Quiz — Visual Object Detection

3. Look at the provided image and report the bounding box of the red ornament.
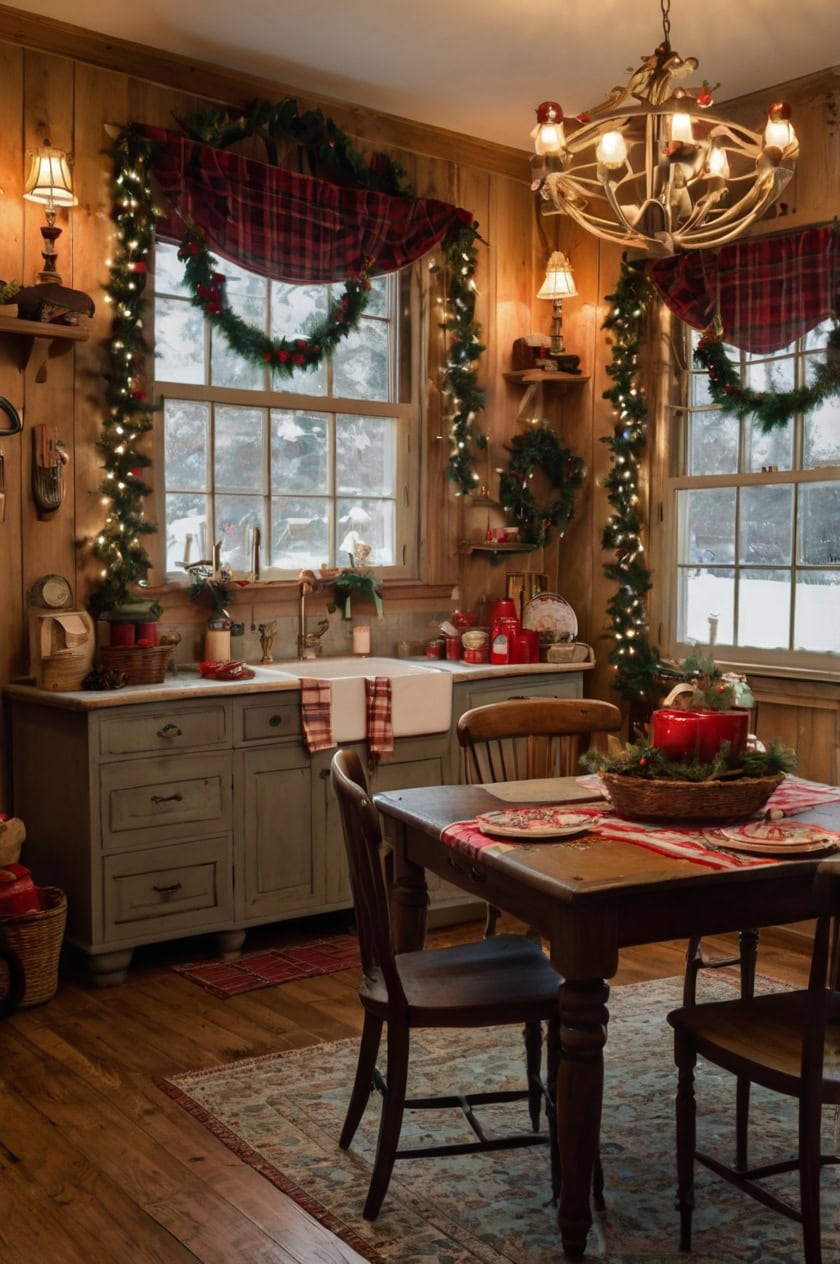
[535,101,563,125]
[292,352,305,365]
[277,350,289,362]
[767,100,792,120]
[127,261,147,274]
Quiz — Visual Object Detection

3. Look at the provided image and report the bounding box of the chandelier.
[530,0,798,256]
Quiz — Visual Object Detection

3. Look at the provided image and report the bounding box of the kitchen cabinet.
[6,665,588,982]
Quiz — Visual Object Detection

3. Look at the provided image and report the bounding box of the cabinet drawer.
[100,752,232,850]
[235,696,302,744]
[98,702,231,757]
[103,835,233,941]
[464,674,582,711]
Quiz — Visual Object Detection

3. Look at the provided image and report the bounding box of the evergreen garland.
[694,324,840,432]
[497,423,584,548]
[600,258,660,700]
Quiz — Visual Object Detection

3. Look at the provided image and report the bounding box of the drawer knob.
[152,882,183,897]
[268,714,284,727]
[150,792,183,804]
[157,723,183,738]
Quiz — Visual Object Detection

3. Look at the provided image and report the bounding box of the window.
[153,242,417,578]
[665,322,840,668]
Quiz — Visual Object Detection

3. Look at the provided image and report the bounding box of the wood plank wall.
[0,5,837,792]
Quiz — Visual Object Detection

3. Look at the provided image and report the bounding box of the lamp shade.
[536,251,577,300]
[23,146,76,208]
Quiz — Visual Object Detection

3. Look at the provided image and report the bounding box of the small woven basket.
[99,644,173,685]
[0,886,67,1007]
[601,771,785,823]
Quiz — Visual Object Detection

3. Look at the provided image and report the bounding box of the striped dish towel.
[765,775,840,815]
[300,678,335,753]
[365,676,393,756]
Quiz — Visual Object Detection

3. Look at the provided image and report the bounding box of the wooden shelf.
[504,369,589,385]
[460,541,538,560]
[0,315,89,342]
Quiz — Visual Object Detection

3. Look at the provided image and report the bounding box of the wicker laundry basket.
[0,886,67,1006]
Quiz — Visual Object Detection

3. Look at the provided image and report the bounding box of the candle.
[183,532,192,566]
[352,625,371,656]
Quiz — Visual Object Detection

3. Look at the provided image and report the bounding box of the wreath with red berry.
[694,323,840,432]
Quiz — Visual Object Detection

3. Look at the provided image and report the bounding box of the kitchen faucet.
[298,570,330,659]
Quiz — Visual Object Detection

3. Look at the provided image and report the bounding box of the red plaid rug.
[172,934,360,999]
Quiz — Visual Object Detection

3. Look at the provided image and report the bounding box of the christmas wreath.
[694,323,840,432]
[497,424,584,549]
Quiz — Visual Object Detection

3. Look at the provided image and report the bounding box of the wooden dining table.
[373,776,840,1258]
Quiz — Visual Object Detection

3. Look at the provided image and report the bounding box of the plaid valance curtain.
[648,225,840,354]
[138,124,472,284]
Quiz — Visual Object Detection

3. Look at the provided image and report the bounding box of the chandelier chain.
[660,0,671,49]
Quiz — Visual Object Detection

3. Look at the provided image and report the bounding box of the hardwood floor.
[0,912,810,1264]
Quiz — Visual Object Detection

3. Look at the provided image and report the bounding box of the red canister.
[650,708,750,763]
[109,621,135,646]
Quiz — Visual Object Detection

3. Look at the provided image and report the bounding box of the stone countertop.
[3,657,593,711]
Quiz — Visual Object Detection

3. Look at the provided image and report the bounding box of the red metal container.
[650,708,750,764]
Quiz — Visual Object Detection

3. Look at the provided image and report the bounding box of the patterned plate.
[715,820,840,855]
[476,808,592,840]
[522,593,578,643]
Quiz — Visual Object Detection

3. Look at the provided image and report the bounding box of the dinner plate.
[522,592,578,643]
[476,808,592,840]
[713,820,840,856]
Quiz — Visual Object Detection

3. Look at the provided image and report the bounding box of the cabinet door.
[237,746,324,921]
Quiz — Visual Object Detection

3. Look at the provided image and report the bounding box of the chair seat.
[668,990,840,1100]
[359,933,560,1025]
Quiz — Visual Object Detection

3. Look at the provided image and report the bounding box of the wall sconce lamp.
[23,142,77,285]
[536,250,577,356]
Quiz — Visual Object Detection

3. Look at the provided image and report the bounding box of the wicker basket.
[0,886,67,1007]
[600,771,785,823]
[99,644,173,685]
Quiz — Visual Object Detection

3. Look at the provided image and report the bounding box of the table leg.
[555,976,610,1258]
[386,830,429,954]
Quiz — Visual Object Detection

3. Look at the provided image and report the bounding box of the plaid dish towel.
[365,676,394,756]
[300,678,335,753]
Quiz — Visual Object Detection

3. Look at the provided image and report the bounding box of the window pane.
[337,498,395,566]
[210,262,267,390]
[739,484,792,565]
[333,318,389,401]
[336,415,396,495]
[744,418,792,472]
[216,495,263,573]
[738,570,791,650]
[687,411,738,475]
[165,493,207,574]
[804,319,834,351]
[744,355,795,392]
[798,482,840,565]
[210,327,264,391]
[804,398,840,469]
[271,411,328,494]
[676,567,734,645]
[155,241,191,296]
[795,571,840,652]
[155,298,205,384]
[364,274,388,319]
[270,281,328,396]
[689,372,713,407]
[272,497,330,567]
[215,407,264,493]
[678,487,735,565]
[164,400,209,490]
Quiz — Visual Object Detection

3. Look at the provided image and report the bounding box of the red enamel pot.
[650,707,749,764]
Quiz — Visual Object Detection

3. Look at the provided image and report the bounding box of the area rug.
[171,933,360,998]
[160,975,840,1263]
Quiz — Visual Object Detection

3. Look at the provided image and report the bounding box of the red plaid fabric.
[138,124,472,284]
[649,225,840,354]
[300,678,334,753]
[365,676,393,756]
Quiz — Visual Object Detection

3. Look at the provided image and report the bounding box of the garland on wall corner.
[432,222,488,495]
[694,322,840,432]
[96,101,487,610]
[601,257,660,701]
[497,423,584,549]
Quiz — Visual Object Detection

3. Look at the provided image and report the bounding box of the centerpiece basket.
[99,643,173,685]
[600,771,785,823]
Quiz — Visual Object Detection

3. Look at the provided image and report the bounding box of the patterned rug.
[171,934,360,998]
[160,975,839,1263]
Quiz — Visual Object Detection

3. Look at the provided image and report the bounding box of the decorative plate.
[476,808,592,840]
[715,820,840,855]
[30,573,73,609]
[522,593,578,643]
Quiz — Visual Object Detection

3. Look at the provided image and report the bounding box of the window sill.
[139,576,454,617]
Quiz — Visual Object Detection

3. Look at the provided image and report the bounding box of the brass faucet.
[298,570,330,659]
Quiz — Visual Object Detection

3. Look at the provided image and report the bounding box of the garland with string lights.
[497,424,584,548]
[600,258,660,700]
[93,103,486,612]
[694,323,840,432]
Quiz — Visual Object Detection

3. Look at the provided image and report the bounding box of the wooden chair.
[331,747,563,1221]
[667,861,840,1264]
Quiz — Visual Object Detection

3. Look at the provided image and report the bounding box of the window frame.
[657,320,840,678]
